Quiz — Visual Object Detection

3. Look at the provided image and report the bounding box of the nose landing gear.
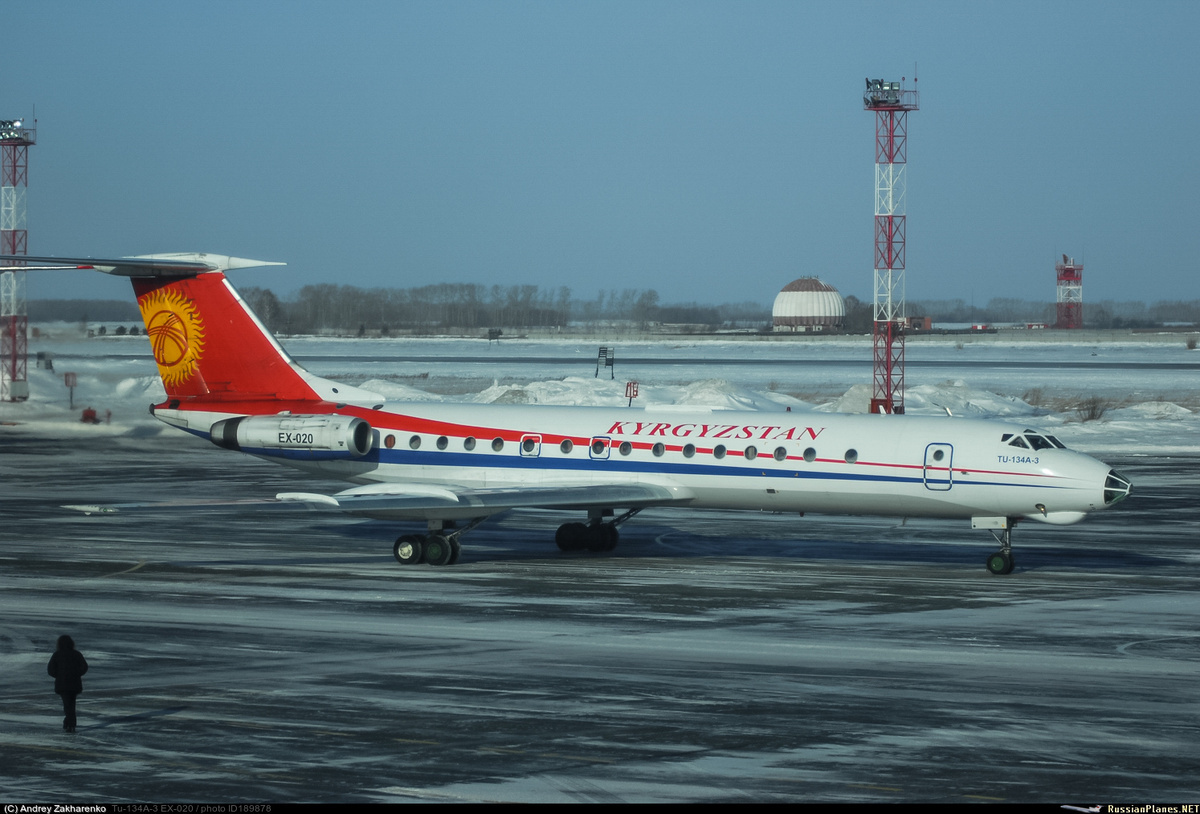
[985,525,1015,575]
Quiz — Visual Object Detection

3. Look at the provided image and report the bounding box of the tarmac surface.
[1,429,1197,803]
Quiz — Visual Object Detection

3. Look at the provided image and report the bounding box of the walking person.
[47,635,88,733]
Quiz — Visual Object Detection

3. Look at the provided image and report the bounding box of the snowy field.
[8,325,1200,459]
[3,327,1200,802]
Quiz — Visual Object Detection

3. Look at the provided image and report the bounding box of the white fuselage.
[167,401,1116,525]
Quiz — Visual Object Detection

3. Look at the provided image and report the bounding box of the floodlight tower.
[1,117,35,401]
[863,78,918,414]
[1055,254,1083,329]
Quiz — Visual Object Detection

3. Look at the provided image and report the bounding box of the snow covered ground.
[4,327,1199,802]
[7,325,1198,458]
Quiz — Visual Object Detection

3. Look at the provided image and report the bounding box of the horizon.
[5,1,1198,306]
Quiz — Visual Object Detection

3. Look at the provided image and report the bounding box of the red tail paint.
[133,272,317,402]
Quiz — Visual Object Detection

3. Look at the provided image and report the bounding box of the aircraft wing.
[66,481,693,521]
[281,481,693,520]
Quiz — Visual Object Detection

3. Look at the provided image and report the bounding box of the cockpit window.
[1006,430,1065,450]
[1026,435,1055,451]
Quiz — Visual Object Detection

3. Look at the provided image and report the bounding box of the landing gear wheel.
[424,534,455,567]
[394,535,425,566]
[602,524,619,551]
[556,522,588,552]
[586,524,619,552]
[447,536,462,565]
[986,550,1014,575]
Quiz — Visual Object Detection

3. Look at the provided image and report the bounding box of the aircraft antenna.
[863,76,918,414]
[0,115,35,401]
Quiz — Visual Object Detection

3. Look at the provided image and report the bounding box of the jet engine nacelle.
[210,414,372,458]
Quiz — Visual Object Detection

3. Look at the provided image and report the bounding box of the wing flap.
[321,481,692,519]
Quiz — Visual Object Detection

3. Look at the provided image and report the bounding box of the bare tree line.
[28,291,1200,335]
[237,284,768,335]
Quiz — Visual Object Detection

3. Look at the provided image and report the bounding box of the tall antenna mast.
[863,77,918,414]
[1054,254,1083,329]
[1,116,36,401]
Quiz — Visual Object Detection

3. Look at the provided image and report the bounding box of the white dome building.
[772,277,844,332]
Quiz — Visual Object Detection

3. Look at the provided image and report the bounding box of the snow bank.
[5,333,1197,457]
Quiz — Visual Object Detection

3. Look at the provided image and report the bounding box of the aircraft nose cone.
[1103,469,1132,506]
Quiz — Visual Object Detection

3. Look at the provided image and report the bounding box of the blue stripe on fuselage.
[240,444,1067,490]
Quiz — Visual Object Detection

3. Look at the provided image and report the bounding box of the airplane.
[3,253,1133,575]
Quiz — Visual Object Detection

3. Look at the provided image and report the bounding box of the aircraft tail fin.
[3,253,382,408]
[133,270,317,402]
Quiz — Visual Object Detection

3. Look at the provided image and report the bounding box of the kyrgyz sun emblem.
[139,287,205,386]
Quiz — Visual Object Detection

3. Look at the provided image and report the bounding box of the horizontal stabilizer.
[0,253,284,277]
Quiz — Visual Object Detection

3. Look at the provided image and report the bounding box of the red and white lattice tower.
[863,78,918,414]
[1,117,35,401]
[1054,254,1083,329]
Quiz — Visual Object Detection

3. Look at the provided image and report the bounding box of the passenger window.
[803,447,816,462]
[385,434,396,449]
[436,436,449,450]
[591,439,607,455]
[522,438,537,453]
[409,435,421,450]
[683,443,696,458]
[559,439,573,453]
[652,443,665,457]
[492,437,504,452]
[464,436,476,450]
[619,441,632,456]
[773,447,787,461]
[844,449,858,463]
[713,444,727,459]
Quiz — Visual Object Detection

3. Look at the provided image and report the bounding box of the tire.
[556,522,587,552]
[585,525,610,553]
[600,524,619,552]
[986,551,1014,575]
[424,534,455,566]
[394,535,424,566]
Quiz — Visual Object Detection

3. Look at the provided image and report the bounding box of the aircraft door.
[589,436,611,460]
[520,433,542,457]
[923,443,953,491]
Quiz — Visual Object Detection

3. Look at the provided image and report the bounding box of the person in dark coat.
[47,635,88,733]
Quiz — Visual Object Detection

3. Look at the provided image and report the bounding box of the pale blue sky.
[5,1,1197,305]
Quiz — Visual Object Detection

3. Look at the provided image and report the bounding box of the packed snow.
[4,324,1198,456]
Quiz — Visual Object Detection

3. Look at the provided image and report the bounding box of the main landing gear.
[393,517,487,567]
[392,508,644,566]
[555,508,643,553]
[985,525,1016,575]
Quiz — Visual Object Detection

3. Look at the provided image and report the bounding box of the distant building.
[772,278,844,332]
